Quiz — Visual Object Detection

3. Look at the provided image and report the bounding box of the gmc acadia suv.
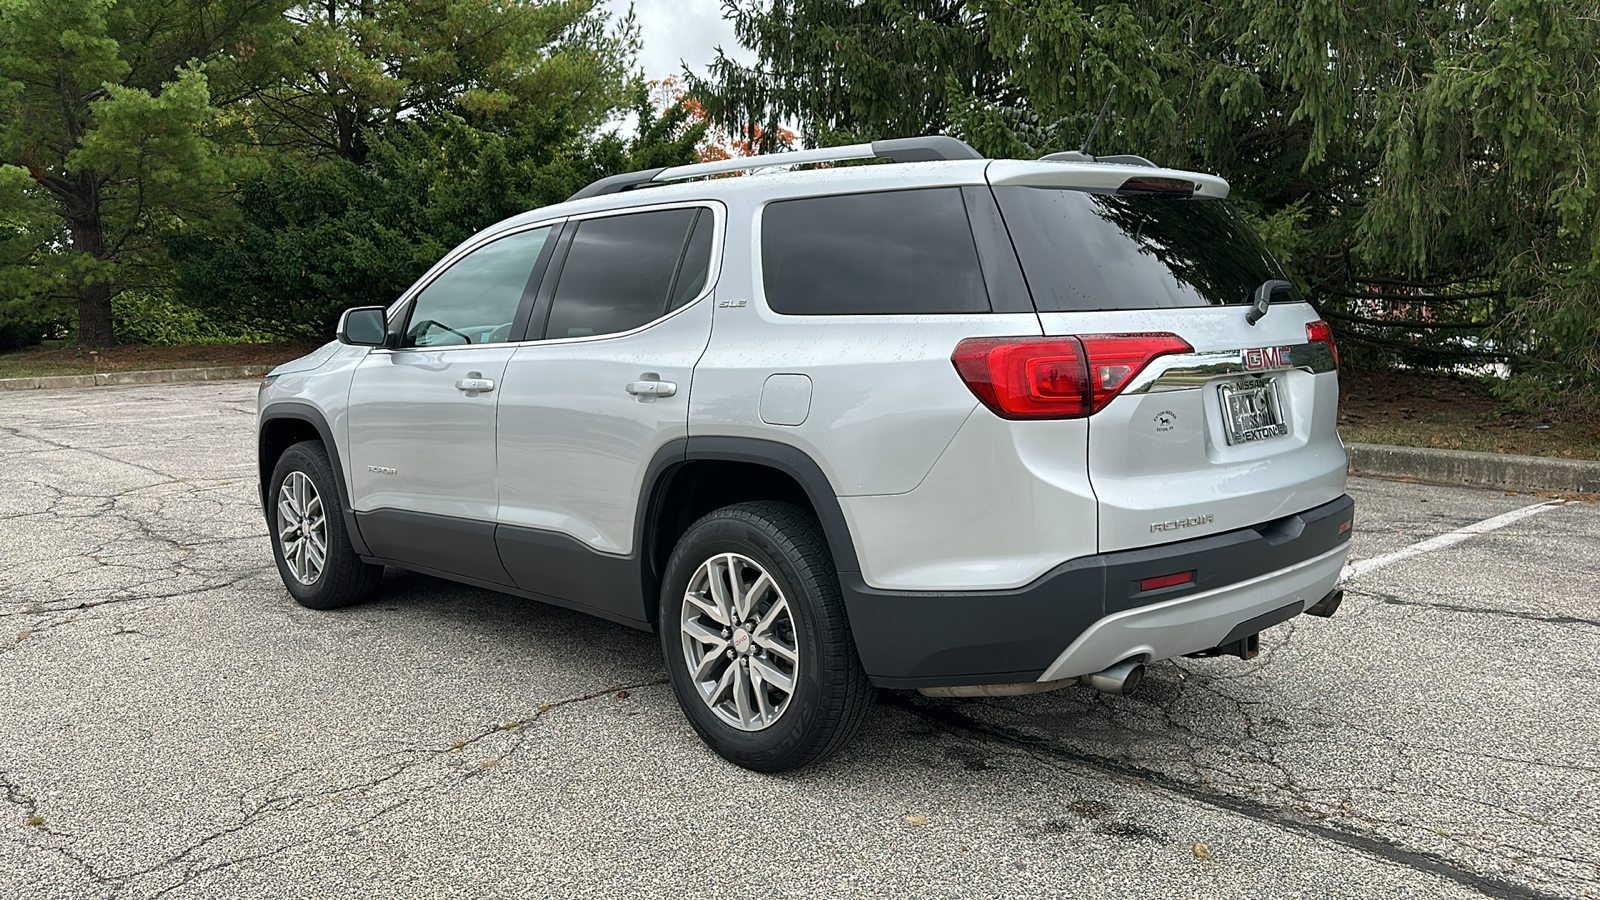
[257,136,1353,772]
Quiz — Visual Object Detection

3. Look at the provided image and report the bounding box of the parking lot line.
[1341,498,1565,581]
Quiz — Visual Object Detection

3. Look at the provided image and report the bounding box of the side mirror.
[337,306,389,346]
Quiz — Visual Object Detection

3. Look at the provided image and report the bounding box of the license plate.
[1218,377,1288,445]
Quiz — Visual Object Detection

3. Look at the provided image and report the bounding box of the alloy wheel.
[679,552,800,731]
[277,471,328,585]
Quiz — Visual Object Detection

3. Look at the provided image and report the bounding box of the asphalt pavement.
[2,381,1596,899]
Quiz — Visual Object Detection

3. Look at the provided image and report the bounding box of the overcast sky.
[604,0,758,82]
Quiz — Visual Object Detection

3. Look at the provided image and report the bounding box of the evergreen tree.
[0,0,285,346]
[246,0,638,162]
[169,98,707,338]
[695,0,1600,407]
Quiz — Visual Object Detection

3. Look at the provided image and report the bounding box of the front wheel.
[268,442,382,610]
[659,501,874,772]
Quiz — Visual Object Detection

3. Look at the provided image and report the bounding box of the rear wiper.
[1246,279,1294,326]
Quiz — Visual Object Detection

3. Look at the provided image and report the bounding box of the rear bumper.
[843,494,1354,689]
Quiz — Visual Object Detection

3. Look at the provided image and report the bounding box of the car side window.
[761,188,990,315]
[402,226,552,348]
[543,208,699,340]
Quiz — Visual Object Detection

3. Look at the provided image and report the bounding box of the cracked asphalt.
[2,380,1597,899]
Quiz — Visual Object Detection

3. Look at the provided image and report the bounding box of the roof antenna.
[1080,85,1117,156]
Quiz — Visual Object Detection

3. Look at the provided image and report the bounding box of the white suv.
[257,136,1352,771]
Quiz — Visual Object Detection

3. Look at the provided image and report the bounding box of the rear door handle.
[625,374,677,399]
[455,371,495,394]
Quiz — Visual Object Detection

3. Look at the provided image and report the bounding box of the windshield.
[991,186,1294,312]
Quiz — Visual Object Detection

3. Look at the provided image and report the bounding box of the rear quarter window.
[543,208,699,339]
[761,188,990,315]
[991,186,1291,312]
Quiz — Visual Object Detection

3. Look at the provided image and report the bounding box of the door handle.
[625,373,677,399]
[455,371,495,394]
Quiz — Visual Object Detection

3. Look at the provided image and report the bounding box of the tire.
[659,501,874,772]
[267,441,383,610]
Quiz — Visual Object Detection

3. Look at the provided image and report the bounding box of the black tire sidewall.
[659,506,840,770]
[268,442,366,610]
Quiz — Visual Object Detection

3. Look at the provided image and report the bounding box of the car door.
[347,222,559,584]
[494,202,719,621]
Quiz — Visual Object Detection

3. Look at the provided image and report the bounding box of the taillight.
[952,333,1192,420]
[1080,333,1194,410]
[1306,319,1339,370]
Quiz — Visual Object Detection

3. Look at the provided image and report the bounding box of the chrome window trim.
[750,186,993,318]
[383,218,565,322]
[374,200,725,354]
[1123,341,1336,394]
[524,199,726,347]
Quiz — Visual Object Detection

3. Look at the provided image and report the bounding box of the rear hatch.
[987,162,1346,552]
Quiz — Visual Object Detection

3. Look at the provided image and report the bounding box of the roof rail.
[566,135,984,201]
[1039,151,1157,167]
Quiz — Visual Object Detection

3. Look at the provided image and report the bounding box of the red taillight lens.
[1079,333,1194,410]
[1306,319,1339,370]
[952,337,1090,419]
[952,333,1192,420]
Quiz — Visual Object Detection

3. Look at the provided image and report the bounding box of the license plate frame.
[1218,377,1289,446]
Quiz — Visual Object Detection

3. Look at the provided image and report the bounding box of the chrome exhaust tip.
[1086,659,1145,696]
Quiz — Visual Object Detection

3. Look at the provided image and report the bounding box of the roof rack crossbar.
[566,135,983,201]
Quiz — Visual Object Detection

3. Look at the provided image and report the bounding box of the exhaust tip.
[1086,659,1145,696]
[1305,589,1344,618]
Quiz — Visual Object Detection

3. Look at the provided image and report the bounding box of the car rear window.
[761,188,990,315]
[991,186,1292,312]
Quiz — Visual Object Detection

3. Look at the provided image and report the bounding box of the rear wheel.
[660,501,874,772]
[268,442,382,610]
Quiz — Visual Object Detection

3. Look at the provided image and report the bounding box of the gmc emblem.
[1243,346,1291,370]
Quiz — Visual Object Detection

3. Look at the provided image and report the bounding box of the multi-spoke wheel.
[660,501,874,772]
[679,552,800,731]
[277,471,327,585]
[268,442,382,610]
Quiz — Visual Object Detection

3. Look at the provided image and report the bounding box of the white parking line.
[1341,499,1565,581]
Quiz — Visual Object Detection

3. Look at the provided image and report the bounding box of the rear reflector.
[1140,571,1195,592]
[953,333,1192,420]
[1306,319,1339,370]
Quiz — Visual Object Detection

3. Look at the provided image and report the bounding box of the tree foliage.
[695,0,1600,408]
[0,0,650,346]
[0,0,285,346]
[170,98,706,338]
[245,0,637,161]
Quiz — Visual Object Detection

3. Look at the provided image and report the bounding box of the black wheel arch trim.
[259,401,372,557]
[677,436,861,575]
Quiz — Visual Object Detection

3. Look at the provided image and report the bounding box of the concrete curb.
[0,364,271,391]
[1347,442,1600,494]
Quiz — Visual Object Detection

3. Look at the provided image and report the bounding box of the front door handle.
[455,371,495,394]
[625,373,677,400]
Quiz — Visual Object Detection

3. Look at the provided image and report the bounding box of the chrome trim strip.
[1123,341,1335,394]
[378,200,727,351]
